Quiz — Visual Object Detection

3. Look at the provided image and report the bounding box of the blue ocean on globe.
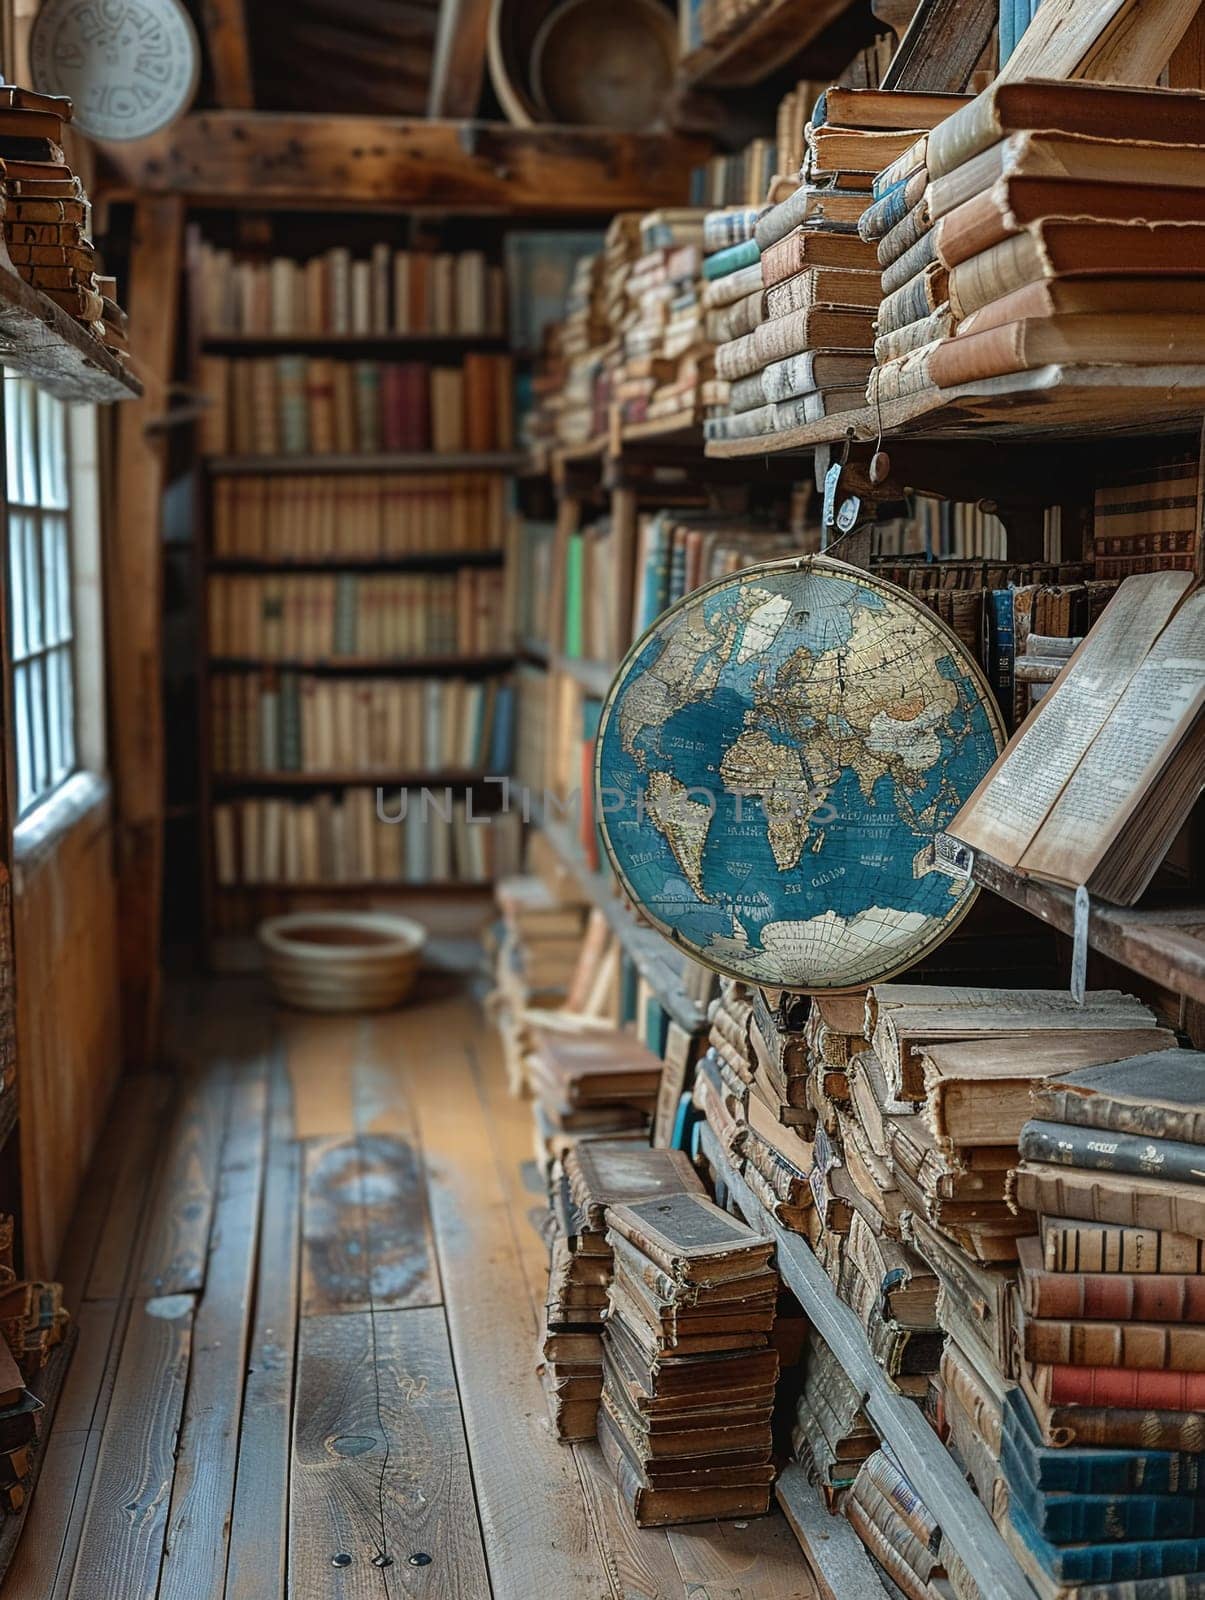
[595,557,1005,990]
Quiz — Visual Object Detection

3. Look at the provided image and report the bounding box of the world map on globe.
[595,556,1006,991]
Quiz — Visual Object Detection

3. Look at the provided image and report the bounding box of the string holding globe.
[594,556,1006,993]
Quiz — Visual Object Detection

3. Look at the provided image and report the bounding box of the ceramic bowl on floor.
[258,911,427,1012]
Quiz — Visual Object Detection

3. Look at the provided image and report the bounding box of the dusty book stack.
[599,1192,780,1525]
[1003,1049,1205,1594]
[844,1448,952,1596]
[0,87,122,340]
[863,80,1205,404]
[612,209,713,426]
[527,1023,663,1172]
[789,1329,879,1504]
[537,1143,703,1442]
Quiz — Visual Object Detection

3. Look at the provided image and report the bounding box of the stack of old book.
[790,1329,879,1505]
[862,79,1205,404]
[845,1448,950,1595]
[489,873,590,1092]
[705,87,969,441]
[527,1023,664,1173]
[1005,1048,1205,1592]
[0,87,115,338]
[599,1192,780,1525]
[537,1141,703,1442]
[619,210,712,426]
[699,208,764,432]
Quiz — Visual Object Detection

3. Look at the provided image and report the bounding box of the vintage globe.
[595,555,1007,991]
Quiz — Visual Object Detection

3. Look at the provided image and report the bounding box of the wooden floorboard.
[83,1077,173,1303]
[158,1056,269,1600]
[300,1133,439,1317]
[400,994,619,1600]
[224,1055,301,1600]
[135,1061,231,1298]
[288,1306,490,1600]
[63,1294,195,1600]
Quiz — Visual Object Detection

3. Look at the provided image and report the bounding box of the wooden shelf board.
[553,654,616,698]
[551,437,608,470]
[697,1124,1036,1600]
[206,451,526,476]
[964,847,1205,1005]
[677,0,862,89]
[0,1328,78,1587]
[704,365,1205,459]
[206,550,504,573]
[0,266,140,404]
[212,770,498,790]
[538,815,709,1035]
[209,653,515,674]
[200,331,510,353]
[619,412,703,449]
[215,879,495,893]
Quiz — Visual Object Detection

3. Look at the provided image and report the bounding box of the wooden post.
[108,196,184,1071]
[201,0,255,108]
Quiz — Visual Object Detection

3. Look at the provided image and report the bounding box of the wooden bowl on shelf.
[258,911,426,1012]
[489,0,676,130]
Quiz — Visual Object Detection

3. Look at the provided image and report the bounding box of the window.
[5,377,75,817]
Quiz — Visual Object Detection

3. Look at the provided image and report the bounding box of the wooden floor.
[4,945,814,1600]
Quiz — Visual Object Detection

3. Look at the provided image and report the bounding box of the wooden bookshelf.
[206,550,505,573]
[697,1125,1036,1600]
[207,451,527,476]
[0,267,141,405]
[677,0,864,90]
[209,652,515,673]
[215,878,495,893]
[962,847,1205,1007]
[211,770,499,790]
[704,365,1205,459]
[200,331,511,354]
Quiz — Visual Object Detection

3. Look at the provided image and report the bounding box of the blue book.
[619,953,639,1026]
[702,238,760,280]
[987,588,1015,713]
[1002,1436,1205,1545]
[1003,1390,1205,1498]
[487,683,513,772]
[672,1092,698,1153]
[644,995,668,1057]
[1009,1497,1205,1583]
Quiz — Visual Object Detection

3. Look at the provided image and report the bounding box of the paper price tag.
[933,832,973,880]
[1071,885,1090,1005]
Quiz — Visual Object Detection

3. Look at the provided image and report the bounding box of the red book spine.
[380,363,406,452]
[1046,1364,1205,1411]
[1029,1270,1205,1323]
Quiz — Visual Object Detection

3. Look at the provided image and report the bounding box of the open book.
[949,572,1204,903]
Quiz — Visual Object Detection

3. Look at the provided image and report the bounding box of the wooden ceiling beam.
[427,0,492,117]
[93,113,710,211]
[201,0,255,108]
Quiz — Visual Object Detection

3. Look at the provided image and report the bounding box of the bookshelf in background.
[188,226,528,966]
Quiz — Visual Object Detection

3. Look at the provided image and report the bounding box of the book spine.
[877,195,933,272]
[715,329,762,381]
[927,90,1003,182]
[876,265,948,337]
[1033,1087,1205,1149]
[859,174,921,243]
[872,135,928,202]
[1024,1264,1205,1323]
[1016,1166,1205,1244]
[1043,1364,1205,1412]
[1009,1495,1205,1585]
[1021,1120,1205,1189]
[862,1450,942,1555]
[880,226,937,298]
[1001,1439,1204,1544]
[1025,1317,1205,1372]
[947,232,1042,321]
[927,322,1028,388]
[845,1498,939,1600]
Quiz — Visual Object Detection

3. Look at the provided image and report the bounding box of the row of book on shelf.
[206,570,508,662]
[213,790,522,889]
[210,473,509,561]
[197,354,515,458]
[192,239,507,339]
[209,674,514,778]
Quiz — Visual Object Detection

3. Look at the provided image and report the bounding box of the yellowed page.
[1021,587,1205,888]
[949,571,1194,866]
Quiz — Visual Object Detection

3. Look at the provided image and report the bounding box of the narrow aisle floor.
[4,953,813,1599]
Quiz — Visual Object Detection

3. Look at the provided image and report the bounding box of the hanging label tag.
[933,832,973,880]
[1071,885,1090,1005]
[821,461,842,550]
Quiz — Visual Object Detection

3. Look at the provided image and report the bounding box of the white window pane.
[13,665,32,815]
[4,372,20,500]
[22,515,42,652]
[37,391,68,509]
[8,515,25,661]
[53,517,72,644]
[28,656,48,800]
[46,647,64,782]
[43,514,70,646]
[15,381,38,506]
[58,648,75,777]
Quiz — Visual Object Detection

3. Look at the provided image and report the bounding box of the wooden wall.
[14,780,121,1279]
